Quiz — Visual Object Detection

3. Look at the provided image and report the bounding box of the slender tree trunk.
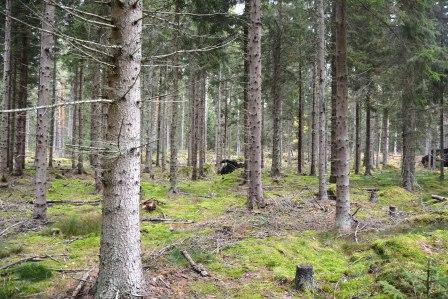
[13,28,29,176]
[49,55,57,168]
[0,0,12,182]
[439,83,444,180]
[354,99,361,174]
[8,59,17,173]
[169,6,181,194]
[381,108,389,166]
[191,71,199,180]
[247,0,265,210]
[198,73,206,177]
[334,0,351,232]
[33,0,55,220]
[77,63,85,175]
[91,62,103,193]
[96,0,144,296]
[242,0,250,182]
[329,4,337,183]
[270,0,283,177]
[71,71,78,170]
[297,67,304,175]
[310,62,318,176]
[215,67,223,170]
[316,0,328,200]
[156,70,163,167]
[364,90,372,175]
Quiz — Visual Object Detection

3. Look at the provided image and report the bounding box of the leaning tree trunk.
[247,0,265,210]
[364,89,372,176]
[96,0,144,296]
[354,98,361,174]
[270,2,283,177]
[13,27,29,176]
[334,0,351,232]
[297,66,304,175]
[316,0,328,200]
[169,6,181,195]
[381,108,389,166]
[34,0,55,220]
[0,0,12,182]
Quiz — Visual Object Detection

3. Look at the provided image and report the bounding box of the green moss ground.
[1,162,447,298]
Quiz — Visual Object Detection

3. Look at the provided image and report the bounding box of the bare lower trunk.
[247,0,265,210]
[91,62,103,193]
[13,28,29,176]
[49,56,57,168]
[316,0,328,200]
[71,68,79,170]
[297,67,304,175]
[198,73,206,178]
[191,71,199,180]
[439,85,444,180]
[364,90,372,176]
[76,63,85,175]
[169,8,181,194]
[329,5,337,183]
[156,70,163,167]
[270,2,283,177]
[215,68,223,171]
[334,0,351,232]
[0,0,12,181]
[354,99,361,174]
[96,1,144,296]
[310,63,318,176]
[401,92,416,191]
[8,60,17,173]
[34,0,55,220]
[381,108,389,166]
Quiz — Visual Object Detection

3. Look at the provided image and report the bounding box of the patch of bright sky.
[234,3,245,15]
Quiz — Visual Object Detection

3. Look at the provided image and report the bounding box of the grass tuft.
[55,212,101,237]
[0,244,23,259]
[15,263,52,282]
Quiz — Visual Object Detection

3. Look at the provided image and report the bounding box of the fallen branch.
[27,200,101,206]
[0,220,26,237]
[71,267,94,298]
[141,217,194,224]
[431,195,447,202]
[180,250,209,277]
[0,254,64,271]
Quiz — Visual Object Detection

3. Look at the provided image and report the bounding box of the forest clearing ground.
[1,157,448,298]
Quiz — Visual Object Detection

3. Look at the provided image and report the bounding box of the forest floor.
[1,156,448,298]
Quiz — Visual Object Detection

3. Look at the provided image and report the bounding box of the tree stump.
[364,188,379,203]
[389,206,397,218]
[294,265,314,291]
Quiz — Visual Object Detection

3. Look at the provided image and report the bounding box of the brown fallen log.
[180,250,209,277]
[431,195,447,202]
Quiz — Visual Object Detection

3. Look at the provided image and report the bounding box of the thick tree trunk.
[401,91,416,191]
[96,0,144,296]
[76,63,85,175]
[334,0,351,232]
[33,0,55,220]
[247,0,265,210]
[364,90,372,175]
[381,108,389,166]
[169,7,181,194]
[310,63,318,176]
[0,0,12,182]
[270,0,283,177]
[297,67,304,175]
[316,0,328,200]
[13,28,29,176]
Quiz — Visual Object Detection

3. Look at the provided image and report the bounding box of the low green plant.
[15,263,52,282]
[55,212,101,236]
[0,244,23,259]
